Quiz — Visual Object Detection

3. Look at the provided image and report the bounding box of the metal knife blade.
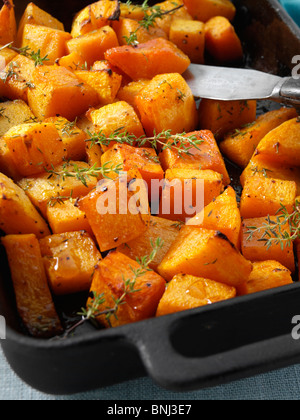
[183,64,300,106]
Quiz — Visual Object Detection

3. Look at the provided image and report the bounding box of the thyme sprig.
[0,42,49,67]
[62,238,164,337]
[246,200,300,250]
[124,0,184,45]
[45,161,123,187]
[87,128,203,159]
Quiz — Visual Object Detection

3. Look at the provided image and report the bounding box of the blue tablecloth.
[1,345,300,400]
[280,0,300,26]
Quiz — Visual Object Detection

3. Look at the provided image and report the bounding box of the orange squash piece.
[0,0,17,45]
[150,0,193,36]
[237,260,293,296]
[20,24,72,65]
[136,73,198,137]
[205,16,243,63]
[169,19,205,64]
[0,172,50,238]
[27,65,99,121]
[120,2,145,20]
[241,217,295,273]
[198,99,257,140]
[67,26,119,68]
[71,0,120,38]
[88,101,145,148]
[220,107,298,168]
[112,18,167,45]
[240,154,300,196]
[254,118,300,167]
[46,199,94,237]
[159,130,231,185]
[240,176,297,219]
[56,52,86,71]
[296,241,300,282]
[101,143,164,203]
[17,2,64,46]
[2,122,66,177]
[159,168,224,223]
[2,234,63,337]
[158,226,252,285]
[0,45,17,68]
[40,231,102,296]
[116,79,150,117]
[156,273,236,316]
[0,54,36,102]
[74,65,122,105]
[105,38,191,80]
[117,216,181,272]
[17,161,98,218]
[87,251,166,328]
[187,186,241,248]
[44,116,87,161]
[183,0,236,22]
[78,169,151,252]
[0,99,35,137]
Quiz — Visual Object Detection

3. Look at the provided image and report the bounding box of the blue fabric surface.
[1,346,300,400]
[280,0,300,26]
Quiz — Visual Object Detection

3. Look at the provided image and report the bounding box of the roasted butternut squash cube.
[88,101,145,147]
[2,234,63,337]
[3,122,66,177]
[241,217,295,273]
[150,0,193,37]
[46,199,93,236]
[17,161,98,218]
[254,118,300,167]
[40,231,102,295]
[0,0,17,45]
[0,45,17,68]
[156,273,236,316]
[0,172,50,237]
[240,176,297,219]
[17,2,64,46]
[67,26,119,68]
[27,65,99,121]
[112,18,167,46]
[117,216,181,272]
[0,138,20,180]
[120,2,145,20]
[85,141,103,169]
[116,79,150,117]
[74,66,122,105]
[159,168,224,223]
[0,99,36,136]
[87,251,166,328]
[136,73,198,137]
[205,16,243,63]
[169,19,205,64]
[159,130,231,185]
[158,226,252,285]
[0,54,36,102]
[105,38,191,80]
[220,107,298,168]
[183,0,236,22]
[56,52,86,71]
[71,0,120,38]
[237,261,293,296]
[101,143,164,203]
[71,4,98,38]
[78,170,151,252]
[198,99,257,140]
[44,116,87,161]
[187,186,241,248]
[20,24,72,65]
[240,154,300,196]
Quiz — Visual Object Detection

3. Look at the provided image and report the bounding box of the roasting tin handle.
[128,288,300,391]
